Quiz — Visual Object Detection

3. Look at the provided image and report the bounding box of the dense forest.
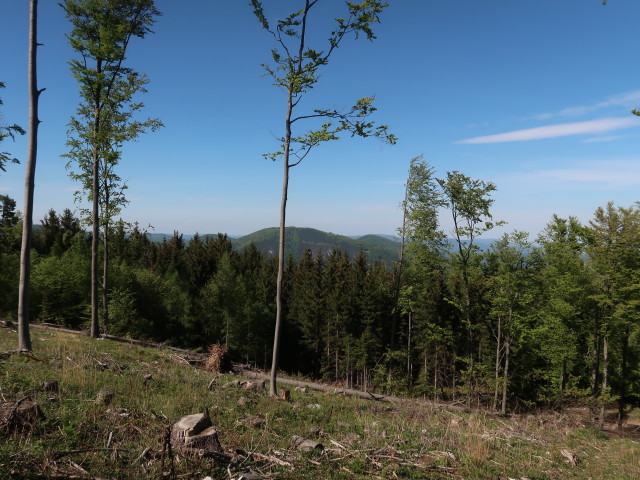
[1,167,639,419]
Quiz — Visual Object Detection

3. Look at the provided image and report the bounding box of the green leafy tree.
[585,202,640,427]
[252,0,396,396]
[397,155,448,392]
[485,231,537,413]
[62,0,162,338]
[438,171,503,401]
[535,215,593,400]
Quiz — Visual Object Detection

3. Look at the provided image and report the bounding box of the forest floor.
[0,326,639,480]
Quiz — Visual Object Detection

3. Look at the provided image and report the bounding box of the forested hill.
[147,228,498,262]
[231,227,401,263]
[148,227,401,263]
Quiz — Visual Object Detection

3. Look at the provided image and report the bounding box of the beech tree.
[585,202,640,427]
[252,0,396,395]
[486,231,536,413]
[397,155,447,391]
[62,0,162,338]
[438,171,503,401]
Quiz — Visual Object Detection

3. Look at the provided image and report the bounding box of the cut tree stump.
[292,435,323,452]
[279,388,291,401]
[242,380,265,391]
[171,408,223,455]
[560,448,578,466]
[96,390,114,405]
[0,397,45,431]
[42,380,59,393]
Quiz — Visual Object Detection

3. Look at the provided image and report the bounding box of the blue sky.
[1,0,640,238]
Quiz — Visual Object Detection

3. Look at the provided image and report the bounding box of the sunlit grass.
[1,327,639,479]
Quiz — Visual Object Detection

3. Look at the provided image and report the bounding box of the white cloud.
[505,160,640,190]
[456,117,640,144]
[533,90,640,120]
[582,134,637,143]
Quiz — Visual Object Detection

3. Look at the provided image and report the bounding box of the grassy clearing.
[1,328,639,480]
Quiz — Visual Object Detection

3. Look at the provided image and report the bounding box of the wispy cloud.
[533,90,640,120]
[582,134,638,143]
[456,117,640,144]
[504,160,640,190]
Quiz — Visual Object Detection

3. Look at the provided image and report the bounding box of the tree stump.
[96,390,114,405]
[0,398,44,432]
[279,388,291,401]
[171,408,223,454]
[292,435,324,452]
[41,380,59,394]
[243,380,265,391]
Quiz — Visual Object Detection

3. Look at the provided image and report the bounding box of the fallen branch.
[239,368,468,412]
[54,448,130,460]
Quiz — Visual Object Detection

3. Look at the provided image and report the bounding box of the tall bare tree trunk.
[269,90,293,396]
[18,0,42,352]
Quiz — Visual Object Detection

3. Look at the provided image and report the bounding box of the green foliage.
[252,0,395,165]
[0,81,25,173]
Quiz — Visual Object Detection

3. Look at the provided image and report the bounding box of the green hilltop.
[230,227,401,263]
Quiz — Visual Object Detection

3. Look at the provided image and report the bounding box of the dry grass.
[202,343,232,373]
[1,326,639,480]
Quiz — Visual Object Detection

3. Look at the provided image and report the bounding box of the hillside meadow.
[1,327,638,480]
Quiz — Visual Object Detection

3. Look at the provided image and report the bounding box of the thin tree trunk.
[18,0,41,352]
[591,314,601,396]
[501,333,510,415]
[598,332,609,429]
[407,310,412,386]
[465,285,473,406]
[269,0,312,397]
[102,220,109,332]
[560,358,567,394]
[90,58,102,339]
[269,91,292,396]
[493,315,502,411]
[618,326,629,427]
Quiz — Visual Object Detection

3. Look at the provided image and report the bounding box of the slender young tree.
[252,0,396,395]
[62,0,161,338]
[396,155,447,387]
[17,0,44,352]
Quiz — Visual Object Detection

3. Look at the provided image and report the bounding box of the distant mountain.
[232,227,401,263]
[146,227,498,262]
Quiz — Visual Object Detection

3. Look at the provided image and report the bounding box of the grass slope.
[1,328,639,480]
